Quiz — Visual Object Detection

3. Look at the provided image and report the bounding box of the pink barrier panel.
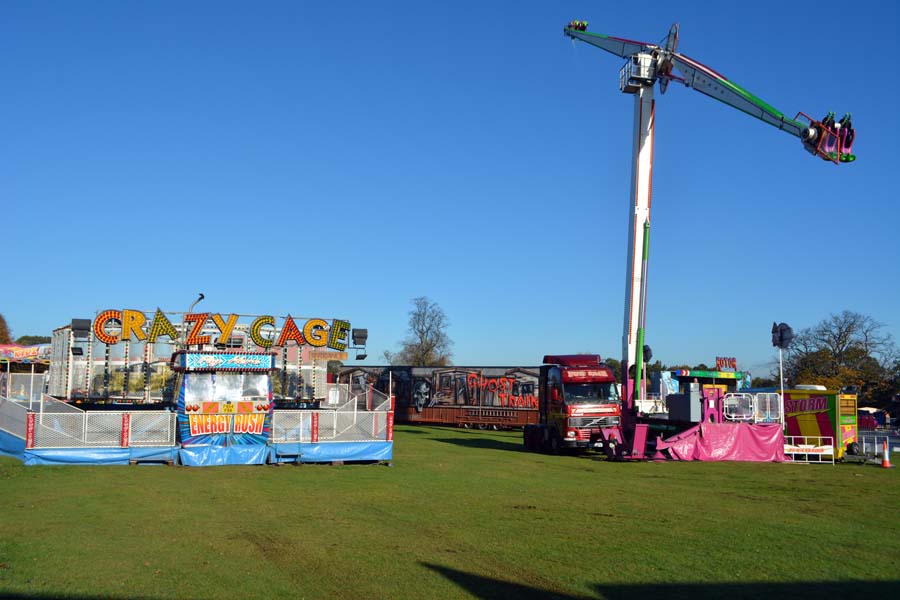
[659,422,785,462]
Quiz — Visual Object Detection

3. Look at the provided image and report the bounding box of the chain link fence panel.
[271,411,310,443]
[32,411,176,448]
[0,397,28,438]
[129,412,176,447]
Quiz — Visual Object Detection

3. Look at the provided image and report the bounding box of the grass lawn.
[1,425,899,599]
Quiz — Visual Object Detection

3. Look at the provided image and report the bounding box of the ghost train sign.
[90,308,353,350]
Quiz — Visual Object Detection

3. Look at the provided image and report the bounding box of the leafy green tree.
[0,314,11,344]
[604,357,621,375]
[751,376,777,388]
[783,310,898,405]
[15,335,50,346]
[647,359,667,374]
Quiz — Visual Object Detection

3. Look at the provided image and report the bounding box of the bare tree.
[388,297,453,366]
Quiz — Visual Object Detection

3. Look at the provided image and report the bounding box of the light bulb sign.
[89,309,353,351]
[80,307,355,449]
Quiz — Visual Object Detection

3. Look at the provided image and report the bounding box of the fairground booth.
[653,357,859,463]
[1,343,51,405]
[0,306,393,466]
[664,359,751,423]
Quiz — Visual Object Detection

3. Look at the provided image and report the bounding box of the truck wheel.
[523,425,535,451]
[847,442,860,456]
[549,430,561,454]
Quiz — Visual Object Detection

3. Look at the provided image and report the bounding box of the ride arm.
[669,53,804,138]
[564,27,656,59]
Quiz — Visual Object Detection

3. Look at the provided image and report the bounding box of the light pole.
[180,293,205,348]
[772,322,795,424]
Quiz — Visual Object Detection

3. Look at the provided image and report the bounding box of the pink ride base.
[655,422,785,462]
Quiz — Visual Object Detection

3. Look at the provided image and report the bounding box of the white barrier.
[784,435,834,464]
[722,393,783,424]
[0,396,29,439]
[271,410,392,444]
[30,411,176,449]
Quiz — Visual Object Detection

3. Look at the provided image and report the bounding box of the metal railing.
[859,432,898,456]
[722,393,783,424]
[35,394,84,414]
[130,412,178,446]
[723,393,755,421]
[2,373,49,402]
[0,395,29,439]
[270,409,392,444]
[270,385,393,444]
[270,410,311,443]
[31,411,176,449]
[8,383,388,450]
[753,393,783,423]
[784,435,835,464]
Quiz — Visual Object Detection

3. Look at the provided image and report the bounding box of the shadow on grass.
[0,594,163,600]
[410,425,501,435]
[430,436,525,452]
[423,562,588,599]
[423,562,900,600]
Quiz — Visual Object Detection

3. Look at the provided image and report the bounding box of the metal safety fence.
[859,432,898,456]
[723,393,783,424]
[1,373,49,403]
[784,435,835,464]
[320,409,391,442]
[36,394,84,414]
[0,395,29,439]
[29,411,176,449]
[270,409,392,443]
[270,410,310,443]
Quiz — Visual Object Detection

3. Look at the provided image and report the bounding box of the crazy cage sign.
[90,308,352,351]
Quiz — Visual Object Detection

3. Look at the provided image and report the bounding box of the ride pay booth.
[665,368,746,423]
[173,351,276,466]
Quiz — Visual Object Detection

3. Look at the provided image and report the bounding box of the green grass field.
[1,425,899,599]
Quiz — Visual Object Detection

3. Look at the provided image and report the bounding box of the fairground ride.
[564,21,855,452]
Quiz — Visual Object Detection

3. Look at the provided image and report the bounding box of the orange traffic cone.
[882,440,894,469]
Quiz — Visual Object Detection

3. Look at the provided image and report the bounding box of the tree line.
[383,302,899,408]
[6,303,898,408]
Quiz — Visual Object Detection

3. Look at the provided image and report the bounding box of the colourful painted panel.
[783,390,847,456]
[173,352,275,372]
[673,369,745,380]
[177,369,273,447]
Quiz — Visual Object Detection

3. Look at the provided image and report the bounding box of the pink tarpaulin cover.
[658,422,784,462]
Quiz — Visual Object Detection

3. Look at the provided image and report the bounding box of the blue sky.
[3,1,898,378]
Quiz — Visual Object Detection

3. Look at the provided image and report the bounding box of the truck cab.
[526,355,621,453]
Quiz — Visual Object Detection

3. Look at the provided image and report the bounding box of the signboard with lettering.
[561,368,616,383]
[175,352,274,446]
[715,356,737,370]
[173,351,276,372]
[0,344,51,363]
[90,309,352,351]
[783,389,856,459]
[673,369,744,380]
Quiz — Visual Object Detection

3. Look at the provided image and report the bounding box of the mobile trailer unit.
[337,366,540,429]
[783,389,858,459]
